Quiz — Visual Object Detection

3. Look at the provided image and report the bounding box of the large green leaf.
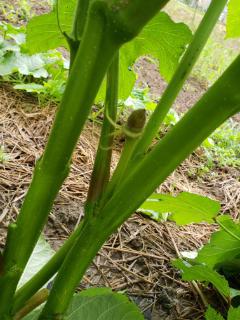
[26,12,67,54]
[0,52,50,77]
[205,306,224,320]
[133,12,192,82]
[173,259,230,298]
[139,192,220,225]
[26,0,76,54]
[226,0,240,39]
[0,53,17,75]
[96,12,192,101]
[195,216,240,269]
[18,235,55,288]
[57,0,76,34]
[24,288,144,319]
[27,8,191,99]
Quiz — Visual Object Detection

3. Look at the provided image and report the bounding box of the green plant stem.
[0,3,118,317]
[72,0,91,41]
[104,109,146,200]
[40,54,240,319]
[106,0,169,43]
[70,0,91,66]
[38,219,110,319]
[107,137,136,194]
[56,0,79,67]
[85,52,119,218]
[0,252,3,276]
[0,224,21,320]
[66,36,80,70]
[14,289,49,320]
[12,222,84,314]
[132,0,228,159]
[99,55,240,236]
[0,1,170,318]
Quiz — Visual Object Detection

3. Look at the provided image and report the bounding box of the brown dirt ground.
[0,82,239,319]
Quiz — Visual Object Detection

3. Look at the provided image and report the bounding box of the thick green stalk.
[85,52,119,218]
[69,0,91,66]
[55,0,79,68]
[12,222,84,314]
[36,1,172,318]
[0,252,3,275]
[99,55,240,232]
[66,36,80,70]
[14,289,49,320]
[72,0,91,41]
[38,219,110,319]
[106,0,169,43]
[107,139,135,192]
[40,55,240,319]
[0,3,118,317]
[0,225,22,320]
[132,0,228,158]
[0,1,170,317]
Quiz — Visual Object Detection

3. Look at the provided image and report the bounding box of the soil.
[0,1,240,319]
[136,57,208,113]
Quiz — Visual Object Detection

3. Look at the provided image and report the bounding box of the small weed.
[0,1,31,23]
[125,87,157,111]
[202,120,240,168]
[0,0,53,23]
[125,87,179,126]
[0,146,9,163]
[0,22,68,105]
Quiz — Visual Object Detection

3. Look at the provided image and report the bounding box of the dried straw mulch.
[0,85,239,319]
